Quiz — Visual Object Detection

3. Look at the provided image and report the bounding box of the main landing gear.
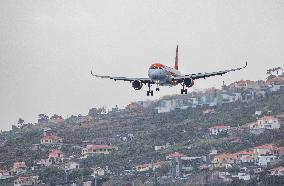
[181,84,188,94]
[147,83,154,96]
[155,83,160,91]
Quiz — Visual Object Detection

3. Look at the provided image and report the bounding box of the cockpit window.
[150,64,163,69]
[150,66,159,69]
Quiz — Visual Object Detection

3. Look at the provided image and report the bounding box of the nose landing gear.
[147,83,154,96]
[181,83,188,94]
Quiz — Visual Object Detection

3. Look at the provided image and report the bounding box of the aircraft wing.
[91,71,153,84]
[173,62,247,80]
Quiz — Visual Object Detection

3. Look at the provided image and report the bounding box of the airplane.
[91,45,247,96]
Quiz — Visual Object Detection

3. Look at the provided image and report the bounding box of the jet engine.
[132,80,143,90]
[184,78,194,87]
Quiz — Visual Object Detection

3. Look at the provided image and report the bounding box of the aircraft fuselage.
[148,63,182,86]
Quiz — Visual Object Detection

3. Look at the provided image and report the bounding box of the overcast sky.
[0,0,283,130]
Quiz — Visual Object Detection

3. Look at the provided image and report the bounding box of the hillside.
[0,85,284,185]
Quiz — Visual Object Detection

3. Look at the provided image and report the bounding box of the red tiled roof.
[255,144,276,150]
[215,153,239,160]
[86,144,117,150]
[270,166,284,172]
[244,156,255,161]
[266,77,284,85]
[13,162,27,169]
[49,150,63,157]
[259,116,278,121]
[168,152,185,158]
[238,150,257,155]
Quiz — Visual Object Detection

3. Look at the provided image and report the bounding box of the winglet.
[90,70,96,77]
[244,61,248,68]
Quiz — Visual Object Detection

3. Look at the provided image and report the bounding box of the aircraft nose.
[148,69,164,80]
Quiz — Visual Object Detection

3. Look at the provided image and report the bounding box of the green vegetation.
[0,90,283,185]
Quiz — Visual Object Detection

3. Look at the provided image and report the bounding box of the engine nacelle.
[184,78,194,87]
[132,80,143,90]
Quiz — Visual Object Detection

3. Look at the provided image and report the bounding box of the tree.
[39,167,66,185]
[38,114,49,124]
[267,67,283,78]
[88,107,106,117]
[17,118,24,127]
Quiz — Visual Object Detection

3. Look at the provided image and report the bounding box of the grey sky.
[0,0,284,130]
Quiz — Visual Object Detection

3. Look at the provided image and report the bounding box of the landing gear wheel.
[181,89,188,95]
[147,83,154,96]
[156,87,160,91]
[147,91,154,96]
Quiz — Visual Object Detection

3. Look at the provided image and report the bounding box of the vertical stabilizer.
[174,45,179,70]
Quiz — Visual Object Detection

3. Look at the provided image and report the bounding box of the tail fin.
[174,45,179,70]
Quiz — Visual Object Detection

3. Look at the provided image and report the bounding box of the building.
[228,80,260,90]
[82,144,118,157]
[203,108,215,114]
[65,161,80,171]
[253,144,278,155]
[14,176,39,186]
[156,100,177,113]
[238,150,257,164]
[267,77,284,85]
[154,143,171,151]
[269,166,284,176]
[166,152,186,160]
[254,111,262,116]
[43,127,53,136]
[40,135,63,145]
[209,125,231,135]
[92,167,107,176]
[231,173,251,181]
[0,169,13,179]
[249,116,280,130]
[134,161,168,172]
[48,150,64,164]
[256,155,277,166]
[13,162,27,174]
[212,153,240,168]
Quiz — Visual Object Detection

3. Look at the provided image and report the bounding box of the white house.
[232,173,251,181]
[92,166,110,177]
[269,166,284,176]
[0,170,13,180]
[40,135,63,145]
[82,145,118,157]
[256,155,277,166]
[249,116,280,130]
[209,125,231,135]
[65,161,80,171]
[257,116,280,129]
[14,176,39,186]
[156,100,177,113]
[13,162,27,175]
